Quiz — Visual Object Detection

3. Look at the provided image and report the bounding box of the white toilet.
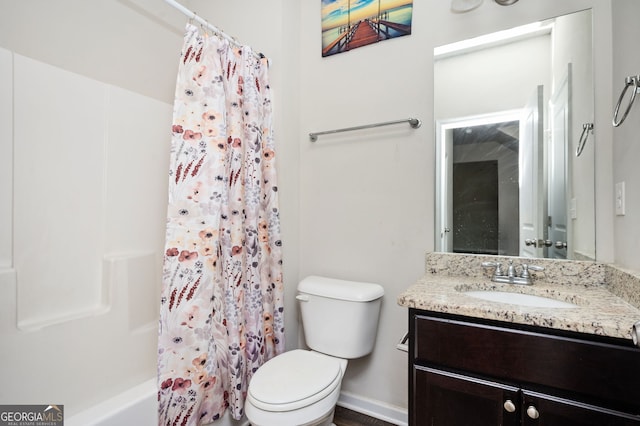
[245,275,385,426]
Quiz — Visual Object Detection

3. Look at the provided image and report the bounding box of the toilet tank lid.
[298,276,384,302]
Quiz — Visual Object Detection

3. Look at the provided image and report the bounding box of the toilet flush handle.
[296,294,310,302]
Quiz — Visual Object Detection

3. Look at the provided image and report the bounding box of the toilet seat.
[248,349,343,412]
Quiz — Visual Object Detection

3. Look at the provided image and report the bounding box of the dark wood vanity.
[408,309,640,425]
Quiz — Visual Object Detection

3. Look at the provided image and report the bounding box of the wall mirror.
[434,9,595,261]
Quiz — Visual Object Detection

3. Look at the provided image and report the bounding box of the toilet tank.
[297,276,385,359]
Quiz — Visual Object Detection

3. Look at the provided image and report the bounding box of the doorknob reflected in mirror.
[524,239,551,247]
[525,238,564,248]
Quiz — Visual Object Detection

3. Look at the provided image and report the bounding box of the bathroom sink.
[464,291,578,308]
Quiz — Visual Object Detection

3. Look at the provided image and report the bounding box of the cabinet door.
[414,366,520,426]
[413,312,640,410]
[522,391,640,426]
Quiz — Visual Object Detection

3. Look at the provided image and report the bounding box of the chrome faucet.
[481,259,544,285]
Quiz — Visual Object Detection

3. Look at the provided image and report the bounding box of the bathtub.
[66,378,249,426]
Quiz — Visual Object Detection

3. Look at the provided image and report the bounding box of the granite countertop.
[397,253,640,342]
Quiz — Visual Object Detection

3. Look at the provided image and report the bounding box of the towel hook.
[576,123,593,157]
[613,75,640,127]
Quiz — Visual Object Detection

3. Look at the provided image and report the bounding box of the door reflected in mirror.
[434,9,595,261]
[439,114,521,256]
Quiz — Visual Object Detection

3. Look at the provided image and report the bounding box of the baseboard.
[337,391,408,426]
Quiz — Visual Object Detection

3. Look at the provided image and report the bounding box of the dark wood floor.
[333,406,395,426]
[247,405,395,426]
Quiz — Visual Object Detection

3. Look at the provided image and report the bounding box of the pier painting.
[321,0,413,57]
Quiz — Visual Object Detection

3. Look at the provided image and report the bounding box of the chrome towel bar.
[309,117,421,142]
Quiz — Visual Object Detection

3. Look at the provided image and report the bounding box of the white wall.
[612,0,640,271]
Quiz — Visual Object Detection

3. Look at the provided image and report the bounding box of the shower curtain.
[158,24,285,425]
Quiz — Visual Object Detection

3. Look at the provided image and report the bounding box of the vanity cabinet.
[409,309,640,425]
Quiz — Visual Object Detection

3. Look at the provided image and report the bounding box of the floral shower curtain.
[158,24,285,425]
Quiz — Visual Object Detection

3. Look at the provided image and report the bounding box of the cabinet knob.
[503,400,516,413]
[526,405,540,419]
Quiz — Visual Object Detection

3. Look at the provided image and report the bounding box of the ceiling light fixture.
[451,0,519,13]
[451,0,483,13]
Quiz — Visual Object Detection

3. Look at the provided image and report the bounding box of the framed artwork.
[321,0,413,57]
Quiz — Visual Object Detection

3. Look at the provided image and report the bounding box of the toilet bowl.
[245,349,347,426]
[245,276,385,426]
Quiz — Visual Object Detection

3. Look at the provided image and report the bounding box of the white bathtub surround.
[0,46,171,415]
[0,253,163,414]
[66,379,250,426]
[65,380,159,426]
[0,48,11,268]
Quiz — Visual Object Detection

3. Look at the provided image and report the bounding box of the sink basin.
[464,291,578,308]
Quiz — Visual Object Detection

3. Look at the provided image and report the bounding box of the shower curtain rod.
[163,0,264,61]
